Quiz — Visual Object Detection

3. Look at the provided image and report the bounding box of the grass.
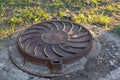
[72,14,111,25]
[114,24,120,36]
[0,0,120,40]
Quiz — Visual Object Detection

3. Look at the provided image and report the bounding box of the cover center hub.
[42,30,68,44]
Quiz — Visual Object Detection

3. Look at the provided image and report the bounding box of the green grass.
[0,0,120,40]
[114,24,120,36]
[72,14,111,25]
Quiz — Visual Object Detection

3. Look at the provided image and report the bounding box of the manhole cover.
[10,18,93,78]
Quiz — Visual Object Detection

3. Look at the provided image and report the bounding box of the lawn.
[0,0,120,39]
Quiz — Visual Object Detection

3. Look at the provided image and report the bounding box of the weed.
[72,13,110,25]
[91,0,98,6]
[72,14,87,23]
[92,14,110,25]
[59,11,66,18]
[106,5,118,11]
[0,26,15,40]
[10,17,23,25]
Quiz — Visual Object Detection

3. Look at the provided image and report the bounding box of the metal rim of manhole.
[10,18,93,78]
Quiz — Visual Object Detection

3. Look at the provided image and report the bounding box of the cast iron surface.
[16,18,93,77]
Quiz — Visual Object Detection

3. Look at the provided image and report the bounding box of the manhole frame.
[12,18,93,77]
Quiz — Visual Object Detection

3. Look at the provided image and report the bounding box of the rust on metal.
[13,18,93,77]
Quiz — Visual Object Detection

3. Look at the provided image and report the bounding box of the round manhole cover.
[13,18,93,77]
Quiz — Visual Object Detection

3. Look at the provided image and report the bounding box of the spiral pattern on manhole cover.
[18,20,93,61]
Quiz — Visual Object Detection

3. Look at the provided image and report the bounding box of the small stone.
[113,60,116,63]
[98,56,103,60]
[86,1,90,5]
[9,46,12,51]
[65,9,69,13]
[65,75,69,77]
[114,52,119,56]
[109,60,114,66]
[95,73,98,75]
[111,45,114,48]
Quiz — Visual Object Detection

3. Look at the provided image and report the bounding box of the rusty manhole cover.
[10,18,93,78]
